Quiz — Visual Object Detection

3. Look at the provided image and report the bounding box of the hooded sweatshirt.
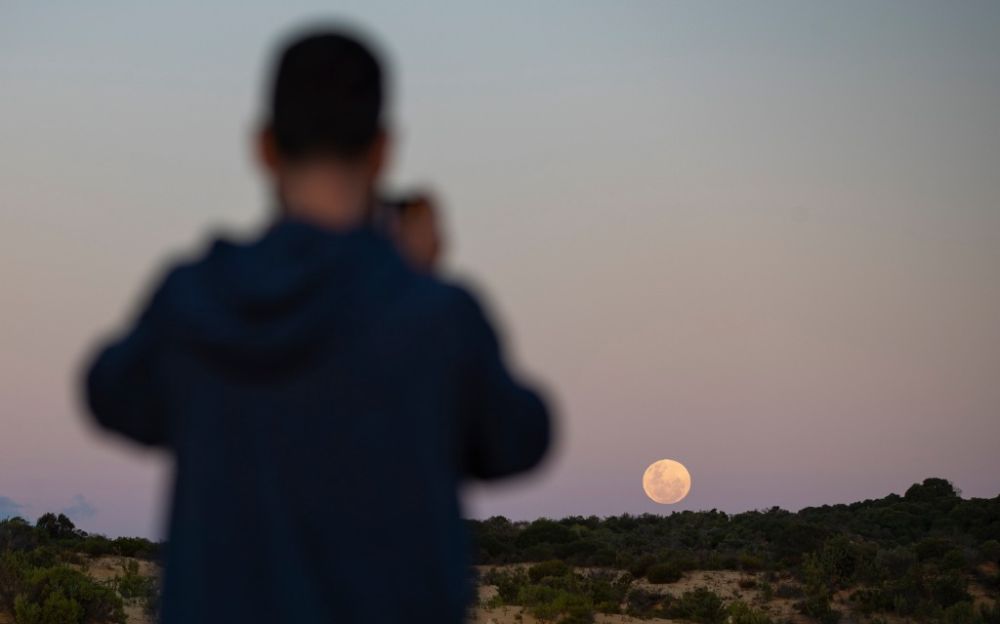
[84,218,551,624]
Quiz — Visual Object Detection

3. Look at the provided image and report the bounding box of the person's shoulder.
[133,231,238,320]
[401,273,486,318]
[406,276,505,349]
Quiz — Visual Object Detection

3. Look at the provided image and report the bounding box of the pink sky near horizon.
[2,1,999,538]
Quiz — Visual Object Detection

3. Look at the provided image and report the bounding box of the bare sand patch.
[81,555,159,582]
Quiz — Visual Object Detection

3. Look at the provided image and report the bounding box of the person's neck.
[278,164,371,231]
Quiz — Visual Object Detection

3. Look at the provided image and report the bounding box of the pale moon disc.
[642,459,691,504]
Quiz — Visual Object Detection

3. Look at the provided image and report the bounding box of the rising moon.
[642,459,691,504]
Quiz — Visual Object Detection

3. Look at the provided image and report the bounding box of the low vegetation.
[1,478,997,623]
[0,513,160,623]
[470,478,1000,623]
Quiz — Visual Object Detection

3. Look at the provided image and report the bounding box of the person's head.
[257,28,388,226]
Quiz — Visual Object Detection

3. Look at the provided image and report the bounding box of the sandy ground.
[82,555,160,582]
[472,566,812,624]
[83,556,159,624]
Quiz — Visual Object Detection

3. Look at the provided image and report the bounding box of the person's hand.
[394,194,444,271]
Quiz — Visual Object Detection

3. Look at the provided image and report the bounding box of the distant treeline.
[468,478,1000,623]
[1,478,998,624]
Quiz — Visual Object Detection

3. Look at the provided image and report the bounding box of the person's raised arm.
[455,289,552,480]
[82,285,170,447]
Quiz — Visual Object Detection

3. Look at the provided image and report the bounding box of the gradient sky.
[2,1,999,539]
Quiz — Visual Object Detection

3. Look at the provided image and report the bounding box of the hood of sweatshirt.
[149,219,409,373]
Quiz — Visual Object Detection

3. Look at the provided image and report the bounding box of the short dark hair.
[268,29,384,160]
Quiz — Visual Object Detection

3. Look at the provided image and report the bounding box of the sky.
[1,1,999,539]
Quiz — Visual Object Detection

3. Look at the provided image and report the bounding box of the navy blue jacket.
[84,219,551,623]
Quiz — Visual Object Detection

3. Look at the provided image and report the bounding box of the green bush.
[941,601,981,624]
[626,587,668,618]
[482,567,529,603]
[583,570,629,614]
[932,571,971,608]
[669,587,726,624]
[646,562,682,584]
[797,591,840,624]
[728,600,774,624]
[980,601,1000,624]
[758,580,774,601]
[529,560,572,583]
[738,552,766,572]
[14,591,84,624]
[12,565,124,624]
[0,551,32,611]
[517,583,593,622]
[627,554,656,578]
[981,540,1000,564]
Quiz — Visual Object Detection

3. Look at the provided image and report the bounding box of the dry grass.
[80,555,159,582]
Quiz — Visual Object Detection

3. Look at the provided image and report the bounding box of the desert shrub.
[980,601,1000,624]
[669,587,726,624]
[0,517,40,553]
[529,560,571,583]
[646,562,682,584]
[932,571,971,608]
[798,550,841,623]
[14,591,84,624]
[111,537,159,560]
[23,545,60,569]
[516,520,576,551]
[811,536,870,588]
[797,590,840,624]
[774,583,803,599]
[625,587,668,618]
[798,597,840,624]
[482,567,529,603]
[851,586,894,614]
[728,600,774,624]
[627,554,656,578]
[78,536,114,558]
[0,551,32,611]
[13,565,124,624]
[941,549,968,572]
[738,552,766,572]
[112,559,156,601]
[558,604,595,624]
[758,580,774,601]
[981,540,1000,564]
[941,601,981,624]
[875,546,917,580]
[588,548,616,567]
[583,570,629,614]
[917,537,956,562]
[517,582,593,622]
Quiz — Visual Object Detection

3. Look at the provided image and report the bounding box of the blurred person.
[82,28,551,624]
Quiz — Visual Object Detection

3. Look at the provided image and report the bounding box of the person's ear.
[256,126,281,176]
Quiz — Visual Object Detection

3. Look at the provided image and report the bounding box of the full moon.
[642,459,691,504]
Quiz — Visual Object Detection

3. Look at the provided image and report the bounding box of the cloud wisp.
[61,495,97,523]
[0,496,25,520]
